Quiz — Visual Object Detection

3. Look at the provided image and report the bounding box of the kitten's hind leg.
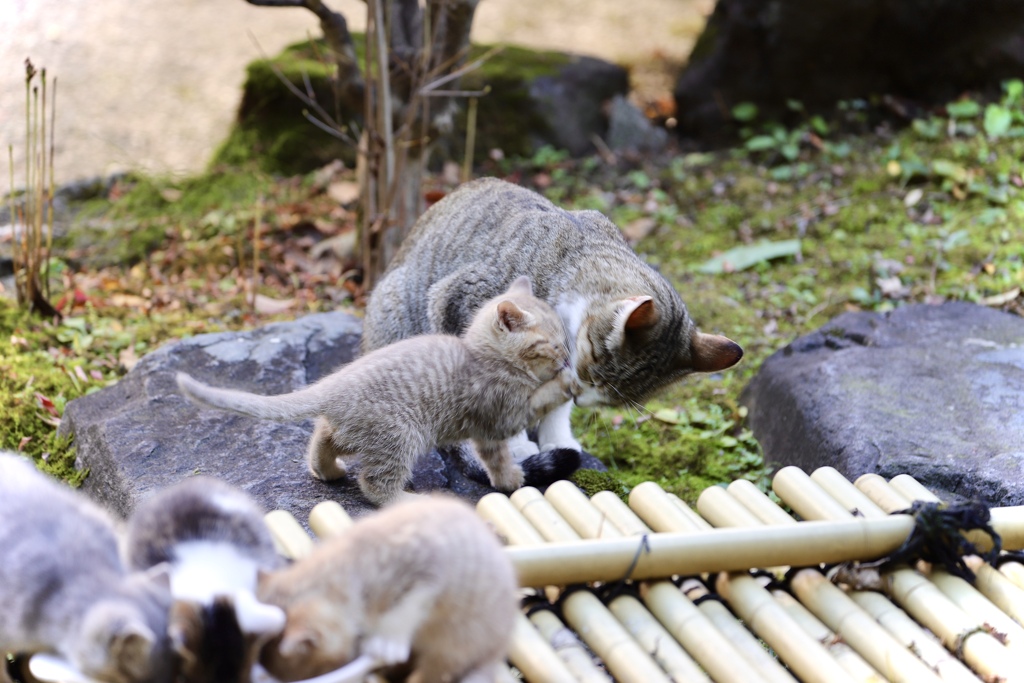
[306,417,349,480]
[536,400,583,452]
[471,440,524,492]
[363,584,437,666]
[357,437,426,506]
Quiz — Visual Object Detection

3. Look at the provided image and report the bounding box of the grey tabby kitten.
[0,453,174,683]
[122,476,286,683]
[177,277,575,506]
[362,177,743,463]
[258,495,517,683]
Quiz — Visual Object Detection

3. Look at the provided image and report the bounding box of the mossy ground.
[7,85,1023,501]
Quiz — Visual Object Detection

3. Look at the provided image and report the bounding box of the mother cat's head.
[570,289,742,408]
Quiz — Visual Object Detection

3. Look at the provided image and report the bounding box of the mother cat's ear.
[687,332,744,373]
[610,296,658,347]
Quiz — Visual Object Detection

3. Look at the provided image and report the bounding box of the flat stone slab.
[741,302,1024,507]
[61,312,505,521]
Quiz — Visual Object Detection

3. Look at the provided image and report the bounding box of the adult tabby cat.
[177,277,575,506]
[362,177,743,460]
[258,495,517,683]
[0,453,174,683]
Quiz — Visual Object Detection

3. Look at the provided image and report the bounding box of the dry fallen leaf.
[622,217,657,243]
[327,180,361,206]
[980,288,1020,307]
[253,294,297,315]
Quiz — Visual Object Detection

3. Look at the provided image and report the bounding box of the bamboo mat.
[264,467,1024,683]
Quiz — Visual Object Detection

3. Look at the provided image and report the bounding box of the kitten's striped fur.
[177,277,574,506]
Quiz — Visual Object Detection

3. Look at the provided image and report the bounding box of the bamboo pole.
[546,481,623,539]
[264,510,315,560]
[590,491,653,536]
[887,474,942,504]
[885,568,1024,681]
[629,482,706,532]
[654,482,855,683]
[477,492,547,546]
[506,517,919,586]
[308,501,353,540]
[726,479,799,526]
[719,471,965,683]
[853,474,913,514]
[606,593,711,683]
[965,555,1024,626]
[549,483,719,681]
[640,581,769,683]
[770,589,885,683]
[773,466,861,521]
[849,591,979,683]
[809,467,888,518]
[928,569,1024,647]
[696,485,764,528]
[716,571,858,683]
[788,570,944,683]
[511,486,583,542]
[668,491,714,530]
[1000,561,1024,591]
[561,589,672,683]
[528,607,612,683]
[680,578,798,683]
[854,476,1024,553]
[508,612,581,683]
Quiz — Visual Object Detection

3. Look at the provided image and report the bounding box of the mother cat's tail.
[176,373,323,420]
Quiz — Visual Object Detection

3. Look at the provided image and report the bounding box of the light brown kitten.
[257,495,518,683]
[177,277,575,506]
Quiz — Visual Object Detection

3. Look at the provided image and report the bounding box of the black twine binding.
[882,500,1001,582]
[621,533,651,582]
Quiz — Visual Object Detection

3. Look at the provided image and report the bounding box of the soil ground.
[2,0,710,186]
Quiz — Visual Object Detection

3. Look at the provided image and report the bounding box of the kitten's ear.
[506,275,534,297]
[142,562,172,590]
[496,300,533,332]
[610,296,657,348]
[687,332,744,373]
[109,621,156,681]
[278,625,321,658]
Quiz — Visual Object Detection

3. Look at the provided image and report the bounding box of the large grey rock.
[742,302,1024,506]
[674,0,1024,140]
[60,312,498,522]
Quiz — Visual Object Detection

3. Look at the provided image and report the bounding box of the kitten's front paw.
[490,464,525,493]
[362,636,411,667]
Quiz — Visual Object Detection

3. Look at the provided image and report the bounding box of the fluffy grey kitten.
[177,277,575,506]
[0,453,174,683]
[122,476,286,683]
[362,177,744,463]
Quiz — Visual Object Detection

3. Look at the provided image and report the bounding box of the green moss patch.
[211,38,570,174]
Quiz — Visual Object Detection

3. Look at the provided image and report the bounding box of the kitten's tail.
[176,372,324,420]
